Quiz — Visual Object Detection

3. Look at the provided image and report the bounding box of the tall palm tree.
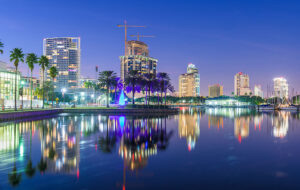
[39,56,49,109]
[0,40,4,54]
[98,71,117,108]
[49,66,58,107]
[157,72,171,105]
[112,77,122,103]
[26,53,38,109]
[125,70,141,105]
[144,73,155,105]
[10,48,24,111]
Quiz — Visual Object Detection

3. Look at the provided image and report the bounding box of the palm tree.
[144,73,155,105]
[157,72,171,105]
[26,53,38,109]
[10,48,24,111]
[125,70,141,105]
[98,71,117,108]
[0,40,4,54]
[112,77,122,103]
[49,66,58,107]
[39,56,49,109]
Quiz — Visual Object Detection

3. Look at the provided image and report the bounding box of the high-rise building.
[273,77,288,99]
[254,85,263,97]
[119,40,157,81]
[209,84,223,97]
[43,37,81,92]
[234,72,251,96]
[179,64,200,97]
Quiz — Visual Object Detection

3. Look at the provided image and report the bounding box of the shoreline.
[0,108,179,122]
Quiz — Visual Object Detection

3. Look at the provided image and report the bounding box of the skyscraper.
[179,63,200,97]
[273,77,288,99]
[119,40,157,81]
[209,84,223,97]
[254,85,263,97]
[43,37,81,91]
[234,72,251,96]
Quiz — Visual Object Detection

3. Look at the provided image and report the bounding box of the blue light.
[119,89,125,106]
[119,116,125,128]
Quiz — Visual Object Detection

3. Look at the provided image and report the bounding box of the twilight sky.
[0,0,300,96]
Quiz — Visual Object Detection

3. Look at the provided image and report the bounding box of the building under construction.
[119,40,157,81]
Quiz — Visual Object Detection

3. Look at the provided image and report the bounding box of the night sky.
[0,0,300,96]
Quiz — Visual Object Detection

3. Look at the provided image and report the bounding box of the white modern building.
[43,37,81,92]
[234,72,251,96]
[273,77,288,99]
[254,85,263,97]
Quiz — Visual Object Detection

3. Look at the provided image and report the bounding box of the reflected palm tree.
[8,165,22,187]
[25,160,35,178]
[9,123,22,187]
[48,147,56,160]
[37,157,47,173]
[25,121,35,178]
[98,118,116,153]
[158,118,173,151]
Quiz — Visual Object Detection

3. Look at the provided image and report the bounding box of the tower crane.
[117,20,145,55]
[130,33,155,41]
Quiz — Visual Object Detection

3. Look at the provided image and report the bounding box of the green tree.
[26,53,38,109]
[49,66,58,107]
[39,56,49,109]
[10,48,24,111]
[0,40,4,54]
[125,70,141,105]
[98,71,117,107]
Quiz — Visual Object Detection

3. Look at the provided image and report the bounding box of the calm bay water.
[0,108,300,190]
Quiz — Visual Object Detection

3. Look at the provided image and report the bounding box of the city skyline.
[0,0,300,96]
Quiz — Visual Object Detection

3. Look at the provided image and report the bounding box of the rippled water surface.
[0,108,300,190]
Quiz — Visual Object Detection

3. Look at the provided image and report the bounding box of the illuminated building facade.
[209,84,223,97]
[43,37,81,91]
[21,76,40,101]
[254,85,263,97]
[273,77,288,99]
[119,40,157,81]
[234,72,251,96]
[179,63,200,97]
[0,61,20,106]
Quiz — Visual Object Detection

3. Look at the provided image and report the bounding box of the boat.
[257,104,276,111]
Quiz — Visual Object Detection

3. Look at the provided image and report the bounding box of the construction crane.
[130,33,155,41]
[117,20,145,55]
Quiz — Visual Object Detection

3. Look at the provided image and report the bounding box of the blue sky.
[0,0,300,95]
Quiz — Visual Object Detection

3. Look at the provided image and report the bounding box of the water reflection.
[179,107,201,151]
[0,109,299,189]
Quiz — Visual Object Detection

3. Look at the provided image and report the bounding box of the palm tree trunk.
[42,69,44,109]
[165,91,167,106]
[52,79,54,107]
[106,89,109,108]
[132,85,135,105]
[30,72,33,109]
[15,68,17,111]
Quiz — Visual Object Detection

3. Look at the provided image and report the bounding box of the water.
[0,108,300,190]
